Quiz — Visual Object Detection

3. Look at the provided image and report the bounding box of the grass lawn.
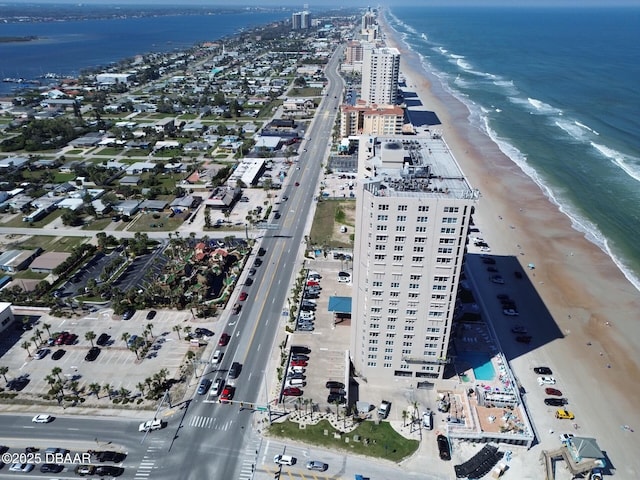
[127,211,185,232]
[267,419,419,463]
[288,87,323,97]
[310,199,355,249]
[12,235,87,252]
[1,208,64,228]
[82,217,112,231]
[12,270,48,280]
[53,172,76,183]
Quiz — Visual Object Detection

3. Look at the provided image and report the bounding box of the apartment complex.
[339,103,405,137]
[361,46,400,106]
[291,10,311,30]
[351,135,477,382]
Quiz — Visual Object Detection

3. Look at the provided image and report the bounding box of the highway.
[0,46,345,480]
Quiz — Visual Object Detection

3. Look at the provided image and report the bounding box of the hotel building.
[350,134,477,382]
[361,46,401,106]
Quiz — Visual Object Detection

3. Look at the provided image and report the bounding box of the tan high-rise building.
[350,134,477,383]
[339,103,405,137]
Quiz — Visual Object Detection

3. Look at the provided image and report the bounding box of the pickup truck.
[138,418,165,432]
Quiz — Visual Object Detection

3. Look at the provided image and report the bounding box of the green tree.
[0,366,8,383]
[85,330,96,347]
[88,382,101,398]
[173,325,182,340]
[21,340,32,357]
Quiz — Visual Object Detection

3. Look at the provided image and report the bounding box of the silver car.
[306,460,328,471]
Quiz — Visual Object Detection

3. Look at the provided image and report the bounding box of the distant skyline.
[3,0,640,7]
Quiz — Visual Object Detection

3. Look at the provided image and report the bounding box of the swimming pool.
[460,353,496,381]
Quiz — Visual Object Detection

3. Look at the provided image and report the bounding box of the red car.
[54,332,70,345]
[306,280,319,287]
[290,360,308,367]
[218,333,230,346]
[220,386,235,403]
[283,387,303,397]
[545,387,563,396]
[295,182,300,186]
[239,292,248,301]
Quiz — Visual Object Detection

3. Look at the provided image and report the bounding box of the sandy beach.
[379,10,640,478]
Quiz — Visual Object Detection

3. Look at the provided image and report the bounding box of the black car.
[96,333,110,346]
[291,354,309,362]
[146,310,157,320]
[229,362,242,379]
[544,398,568,407]
[195,328,214,338]
[534,367,553,375]
[95,465,124,477]
[40,464,64,473]
[94,451,127,463]
[325,381,345,390]
[51,349,65,360]
[248,268,256,276]
[197,378,211,395]
[291,345,311,355]
[7,376,29,391]
[85,347,100,362]
[258,247,266,256]
[437,435,451,461]
[273,212,281,219]
[245,278,254,286]
[254,258,263,267]
[481,257,496,265]
[300,305,316,312]
[327,393,346,404]
[122,308,135,320]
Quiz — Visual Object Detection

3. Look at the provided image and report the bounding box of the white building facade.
[361,46,400,106]
[351,135,477,383]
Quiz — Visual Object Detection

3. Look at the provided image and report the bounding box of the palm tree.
[136,382,146,396]
[183,326,192,338]
[146,323,154,337]
[103,383,113,400]
[0,366,8,383]
[172,325,182,340]
[118,387,130,401]
[121,332,130,346]
[34,328,44,343]
[42,322,52,338]
[88,382,101,398]
[51,367,62,382]
[402,410,408,427]
[21,340,32,357]
[85,331,96,347]
[44,374,57,387]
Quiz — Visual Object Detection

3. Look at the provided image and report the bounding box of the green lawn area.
[12,235,87,252]
[12,270,47,280]
[267,419,419,463]
[1,208,64,228]
[127,211,186,232]
[82,217,112,231]
[53,172,76,183]
[309,199,355,249]
[288,87,323,97]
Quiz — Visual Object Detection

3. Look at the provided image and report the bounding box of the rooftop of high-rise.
[361,134,477,200]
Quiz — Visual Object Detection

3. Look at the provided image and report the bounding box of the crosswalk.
[134,438,165,479]
[238,437,262,480]
[187,414,233,430]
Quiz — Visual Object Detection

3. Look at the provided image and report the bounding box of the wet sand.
[378,10,640,477]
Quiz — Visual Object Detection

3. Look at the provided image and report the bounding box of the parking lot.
[1,307,212,406]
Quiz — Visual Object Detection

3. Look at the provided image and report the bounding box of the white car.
[503,309,519,316]
[537,376,556,386]
[490,275,505,284]
[299,311,315,320]
[139,418,164,432]
[274,454,296,466]
[32,414,54,423]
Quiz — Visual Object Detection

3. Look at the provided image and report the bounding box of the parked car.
[94,451,126,463]
[283,387,303,397]
[75,464,96,475]
[84,346,101,362]
[95,465,124,476]
[299,311,315,320]
[9,463,35,472]
[245,278,254,286]
[291,346,311,355]
[545,398,568,406]
[291,354,309,361]
[326,381,344,389]
[51,349,65,360]
[122,308,135,320]
[538,376,556,386]
[40,463,64,473]
[503,309,519,316]
[545,387,563,396]
[516,335,532,343]
[34,348,50,360]
[437,435,451,461]
[290,360,308,367]
[534,367,553,375]
[327,393,346,404]
[297,324,314,331]
[195,328,214,338]
[490,275,505,284]
[286,372,306,380]
[232,303,241,315]
[254,258,263,267]
[239,292,248,301]
[146,310,157,320]
[511,326,528,334]
[555,409,575,420]
[248,268,256,276]
[96,333,110,346]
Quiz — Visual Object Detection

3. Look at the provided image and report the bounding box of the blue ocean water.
[386,6,640,291]
[0,10,287,95]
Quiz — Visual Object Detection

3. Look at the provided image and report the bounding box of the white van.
[308,271,321,280]
[422,409,433,430]
[287,378,306,387]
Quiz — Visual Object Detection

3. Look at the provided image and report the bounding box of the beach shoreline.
[378,8,640,476]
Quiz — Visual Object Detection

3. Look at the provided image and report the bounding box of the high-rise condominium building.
[361,46,401,106]
[351,135,477,383]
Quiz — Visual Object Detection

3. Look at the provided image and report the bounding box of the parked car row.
[282,346,313,398]
[534,367,574,419]
[296,271,322,332]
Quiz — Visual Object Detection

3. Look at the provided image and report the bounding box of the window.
[396,225,406,232]
[398,205,407,211]
[417,216,429,222]
[444,206,459,213]
[372,290,383,296]
[378,204,389,211]
[416,226,427,233]
[378,214,388,221]
[374,254,386,261]
[394,245,404,252]
[440,238,455,244]
[377,225,387,231]
[384,355,393,361]
[390,282,400,288]
[383,363,392,368]
[404,325,415,331]
[431,294,446,300]
[397,215,406,222]
[433,285,447,291]
[409,283,420,289]
[442,217,458,224]
[441,227,456,234]
[410,274,421,281]
[436,257,452,264]
[367,362,377,367]
[376,235,388,242]
[389,291,399,297]
[371,307,382,313]
[418,205,429,212]
[438,247,453,254]
[375,244,386,251]
[413,246,424,253]
[415,237,426,243]
[393,255,404,262]
[388,308,398,314]
[434,276,449,282]
[372,281,383,287]
[395,236,406,243]
[412,256,424,263]
[406,309,417,316]
[408,292,420,298]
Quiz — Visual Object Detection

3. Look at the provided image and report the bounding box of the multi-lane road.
[0,46,347,480]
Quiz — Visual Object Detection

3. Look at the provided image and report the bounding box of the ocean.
[0,9,288,95]
[385,6,640,291]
